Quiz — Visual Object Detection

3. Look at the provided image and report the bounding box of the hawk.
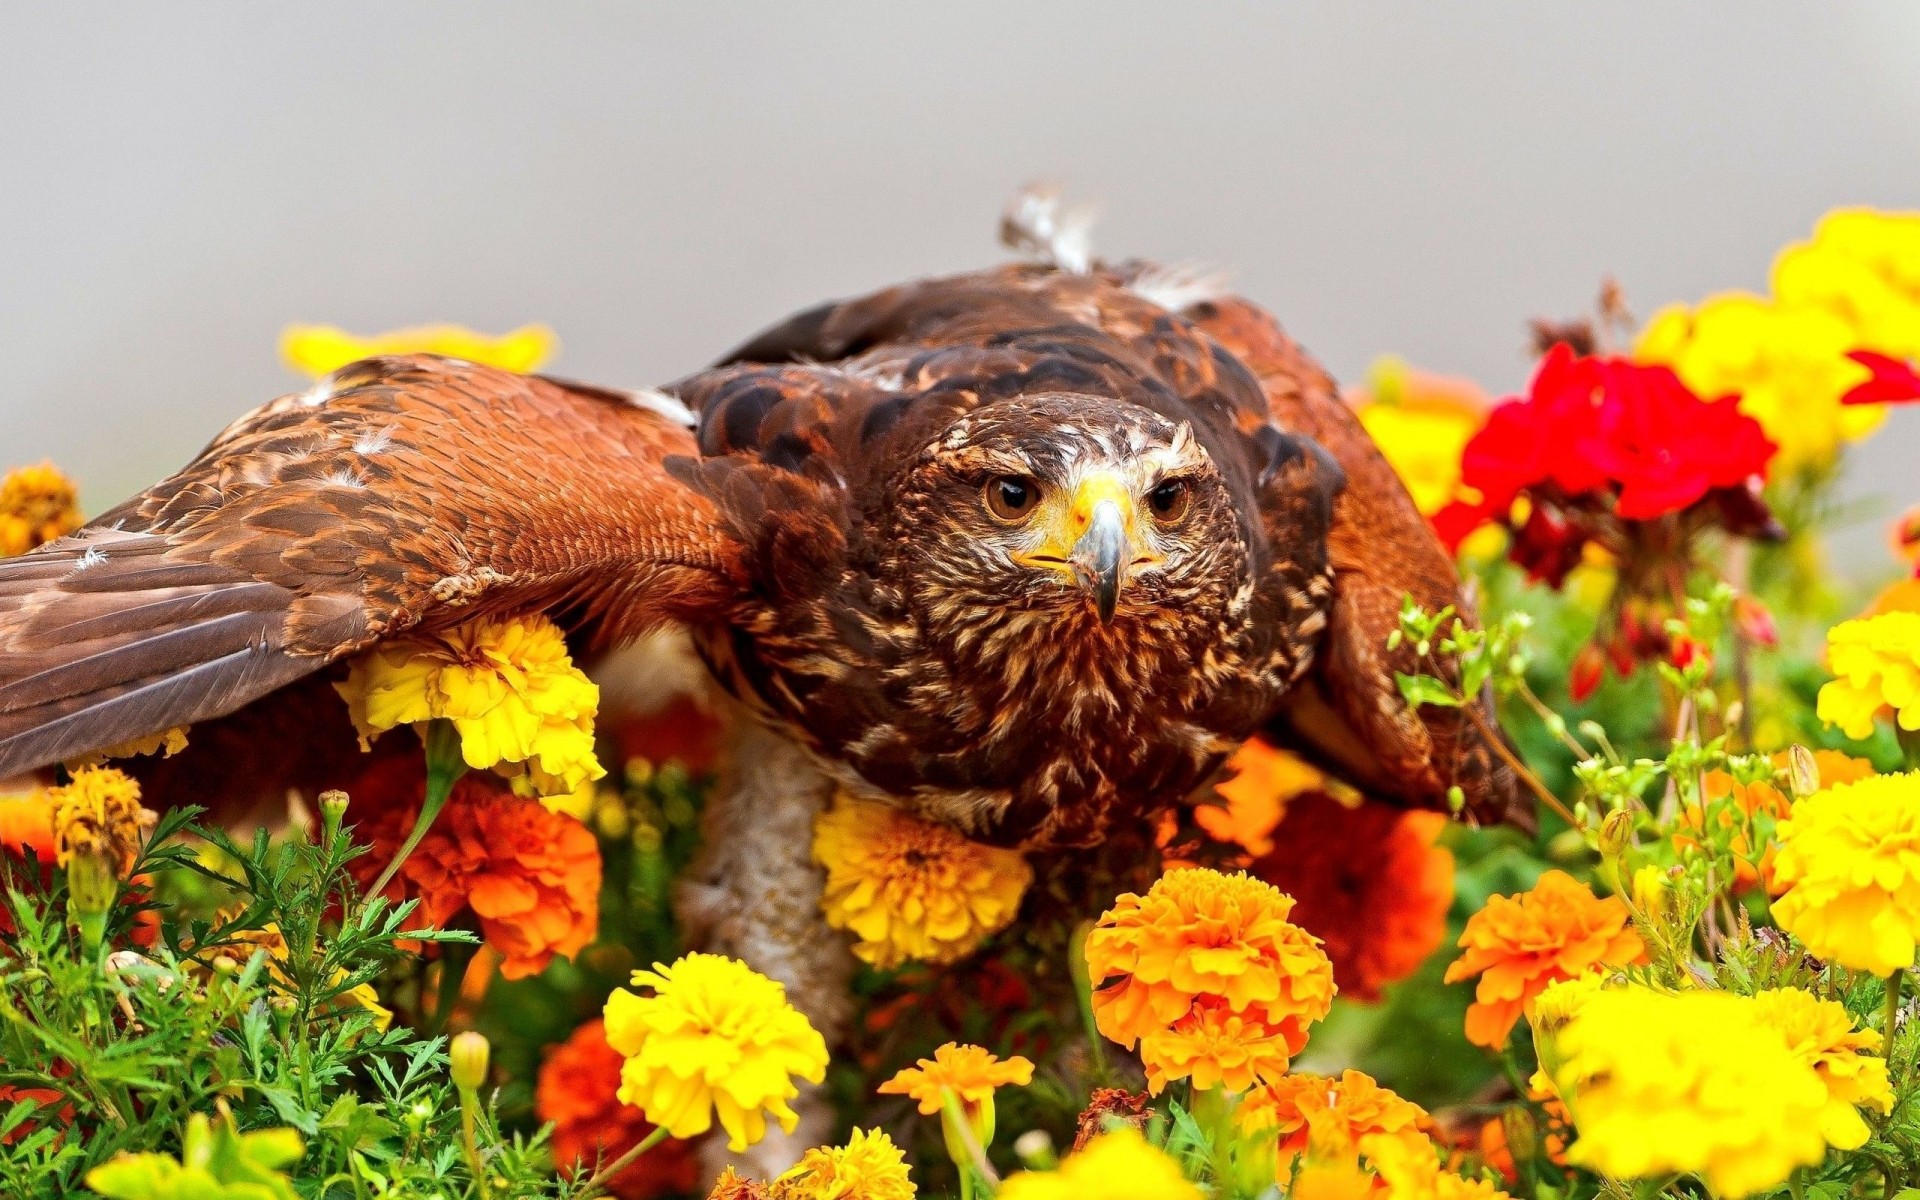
[0,198,1522,1158]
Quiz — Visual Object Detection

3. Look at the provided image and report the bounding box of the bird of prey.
[0,199,1522,1160]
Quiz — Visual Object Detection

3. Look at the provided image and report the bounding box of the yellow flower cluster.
[1085,868,1335,1093]
[1361,1133,1511,1200]
[336,612,604,796]
[996,1129,1201,1200]
[1637,208,1920,473]
[1750,987,1894,1149]
[70,726,190,769]
[1772,771,1920,976]
[280,322,557,377]
[1817,613,1920,739]
[777,1127,916,1200]
[48,765,154,876]
[0,462,82,558]
[602,952,828,1152]
[1548,987,1832,1197]
[812,794,1032,969]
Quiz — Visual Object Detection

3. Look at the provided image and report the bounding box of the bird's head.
[881,394,1256,663]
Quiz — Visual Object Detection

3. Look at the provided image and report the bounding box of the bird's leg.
[673,711,856,1180]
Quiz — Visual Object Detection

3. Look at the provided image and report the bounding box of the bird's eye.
[1148,478,1192,523]
[985,475,1042,522]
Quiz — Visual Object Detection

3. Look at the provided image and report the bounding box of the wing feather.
[0,355,742,778]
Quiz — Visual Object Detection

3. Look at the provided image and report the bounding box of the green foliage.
[0,805,568,1200]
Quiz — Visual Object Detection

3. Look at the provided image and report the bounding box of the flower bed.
[4,208,1920,1199]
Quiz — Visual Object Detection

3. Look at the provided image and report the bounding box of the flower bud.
[65,849,118,951]
[1631,864,1671,924]
[1013,1129,1057,1172]
[1500,1105,1540,1165]
[319,789,350,841]
[450,1031,491,1092]
[1786,744,1821,799]
[1732,594,1779,648]
[1597,808,1634,859]
[1569,643,1606,704]
[1670,635,1710,673]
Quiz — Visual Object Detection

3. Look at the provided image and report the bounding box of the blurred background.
[3,3,1916,570]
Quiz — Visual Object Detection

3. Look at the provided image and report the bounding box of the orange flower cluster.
[1681,751,1875,891]
[535,1019,696,1200]
[1086,869,1335,1093]
[1252,795,1455,1002]
[1443,870,1645,1048]
[1239,1069,1430,1167]
[349,763,601,979]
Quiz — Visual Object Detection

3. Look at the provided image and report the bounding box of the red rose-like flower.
[1842,350,1920,406]
[1575,357,1775,519]
[348,761,601,980]
[1250,793,1455,1003]
[1437,344,1777,544]
[536,1019,697,1199]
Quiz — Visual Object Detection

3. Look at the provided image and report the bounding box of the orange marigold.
[1443,870,1645,1049]
[1136,996,1300,1093]
[1201,740,1329,857]
[0,463,81,558]
[1239,1069,1429,1168]
[350,763,600,979]
[1086,868,1335,1092]
[878,1042,1034,1115]
[535,1019,697,1200]
[1251,795,1454,1002]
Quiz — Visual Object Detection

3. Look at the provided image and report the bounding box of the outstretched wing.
[0,355,744,778]
[1176,292,1529,828]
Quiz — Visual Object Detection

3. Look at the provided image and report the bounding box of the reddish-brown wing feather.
[0,356,742,777]
[1178,295,1527,827]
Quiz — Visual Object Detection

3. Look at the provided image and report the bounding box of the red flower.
[536,1019,697,1199]
[1437,344,1776,545]
[1842,350,1920,406]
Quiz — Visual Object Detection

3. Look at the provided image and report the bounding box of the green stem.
[429,941,477,1035]
[578,1125,670,1199]
[457,1084,486,1198]
[367,720,468,900]
[1887,969,1906,1048]
[1067,921,1109,1083]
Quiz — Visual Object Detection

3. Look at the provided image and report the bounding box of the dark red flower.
[1842,351,1920,406]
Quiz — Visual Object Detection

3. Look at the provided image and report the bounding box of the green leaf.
[1395,672,1463,709]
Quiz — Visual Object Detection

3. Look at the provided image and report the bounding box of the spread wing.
[722,261,1527,827]
[0,355,744,778]
[1175,291,1529,828]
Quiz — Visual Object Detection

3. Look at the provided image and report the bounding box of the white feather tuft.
[626,387,698,428]
[351,425,396,455]
[1128,262,1233,313]
[1000,183,1099,274]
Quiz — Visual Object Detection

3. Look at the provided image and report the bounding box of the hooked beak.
[1070,499,1128,623]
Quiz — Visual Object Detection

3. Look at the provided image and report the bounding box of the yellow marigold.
[1772,209,1920,360]
[0,463,81,558]
[280,322,557,376]
[877,1042,1033,1116]
[214,921,393,1032]
[1350,357,1490,517]
[1772,771,1920,975]
[777,1128,915,1200]
[1751,986,1894,1150]
[1818,613,1920,739]
[603,953,828,1152]
[47,765,154,875]
[1289,1160,1376,1200]
[812,794,1031,969]
[996,1128,1201,1200]
[336,612,604,796]
[1550,987,1829,1198]
[1360,1133,1511,1200]
[1238,1069,1428,1171]
[68,726,189,770]
[1443,869,1645,1049]
[1085,868,1335,1077]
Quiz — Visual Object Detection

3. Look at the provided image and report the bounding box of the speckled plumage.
[0,259,1524,847]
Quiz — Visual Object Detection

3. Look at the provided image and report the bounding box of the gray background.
[3,3,1917,571]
